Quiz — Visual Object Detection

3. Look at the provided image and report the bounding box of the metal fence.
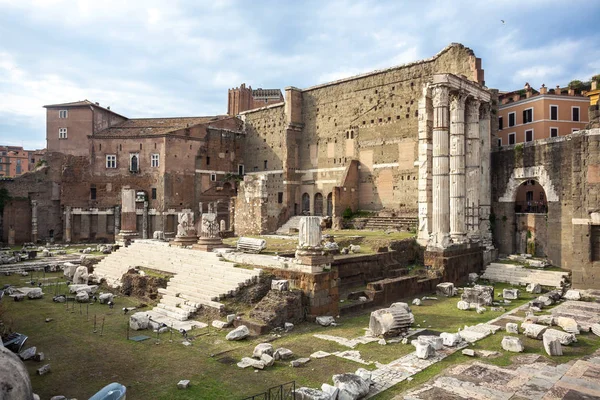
[515,201,547,214]
[242,381,296,400]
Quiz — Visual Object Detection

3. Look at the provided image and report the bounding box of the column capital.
[432,85,449,107]
[466,98,481,119]
[479,103,491,120]
[449,92,468,111]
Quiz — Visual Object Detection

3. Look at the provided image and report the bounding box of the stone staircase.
[93,240,261,325]
[350,216,417,231]
[275,216,304,234]
[481,262,569,288]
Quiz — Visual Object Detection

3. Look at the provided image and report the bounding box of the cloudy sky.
[1,0,598,149]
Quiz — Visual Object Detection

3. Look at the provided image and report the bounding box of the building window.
[59,110,68,118]
[498,116,503,130]
[210,173,216,182]
[106,154,116,168]
[59,128,67,139]
[550,127,558,137]
[264,160,268,170]
[508,133,516,145]
[151,153,159,167]
[151,188,157,200]
[572,107,580,122]
[523,108,533,124]
[508,112,516,127]
[525,130,533,142]
[206,156,210,166]
[278,192,283,203]
[497,138,502,147]
[130,153,139,172]
[550,105,558,121]
[238,164,245,176]
[90,186,97,200]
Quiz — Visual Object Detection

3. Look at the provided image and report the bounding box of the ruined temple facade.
[234,43,488,238]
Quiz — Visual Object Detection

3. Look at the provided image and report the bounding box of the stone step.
[144,311,206,331]
[155,303,191,318]
[170,268,258,283]
[166,281,235,299]
[160,291,216,308]
[177,293,224,310]
[168,275,251,292]
[149,306,189,321]
[159,295,198,313]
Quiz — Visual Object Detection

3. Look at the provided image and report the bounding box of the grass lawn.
[2,272,598,399]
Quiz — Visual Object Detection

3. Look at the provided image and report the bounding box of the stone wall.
[491,128,600,288]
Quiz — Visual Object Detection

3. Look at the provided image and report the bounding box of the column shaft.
[417,85,433,245]
[450,93,467,241]
[479,104,492,245]
[465,99,481,239]
[432,85,450,245]
[65,206,72,243]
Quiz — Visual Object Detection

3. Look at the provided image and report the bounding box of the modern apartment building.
[497,82,590,146]
[0,146,44,177]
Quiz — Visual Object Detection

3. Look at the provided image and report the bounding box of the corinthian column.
[465,98,481,240]
[479,104,492,245]
[449,92,467,242]
[431,85,450,247]
[417,84,433,245]
[31,200,38,243]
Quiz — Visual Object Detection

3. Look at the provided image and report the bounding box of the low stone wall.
[333,252,404,293]
[367,275,441,306]
[261,267,339,318]
[424,244,483,283]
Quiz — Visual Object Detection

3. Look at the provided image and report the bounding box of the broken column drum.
[295,216,332,267]
[172,211,198,246]
[417,73,493,251]
[193,213,223,251]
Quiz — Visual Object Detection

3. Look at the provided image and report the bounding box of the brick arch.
[498,165,559,203]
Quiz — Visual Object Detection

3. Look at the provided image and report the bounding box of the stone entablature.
[417,74,492,251]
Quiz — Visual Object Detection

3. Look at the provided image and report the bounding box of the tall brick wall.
[491,129,600,288]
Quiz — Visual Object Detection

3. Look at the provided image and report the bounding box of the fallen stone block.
[415,342,434,359]
[261,353,274,367]
[526,283,542,294]
[556,317,580,334]
[237,357,265,369]
[332,373,369,400]
[537,315,555,326]
[274,348,293,360]
[310,351,330,359]
[592,323,600,337]
[563,290,581,301]
[417,335,443,350]
[284,322,294,331]
[75,291,89,303]
[440,332,461,347]
[129,312,150,331]
[37,364,51,375]
[253,343,274,358]
[316,316,335,327]
[537,295,554,307]
[290,357,310,367]
[389,302,411,312]
[177,380,190,389]
[457,300,470,310]
[543,333,563,356]
[502,288,520,300]
[506,323,519,334]
[98,293,113,304]
[412,298,422,306]
[34,352,44,362]
[72,266,89,285]
[295,387,330,400]
[320,384,339,400]
[27,288,43,299]
[468,273,479,283]
[501,336,524,352]
[355,368,372,385]
[19,346,37,361]
[522,323,547,339]
[462,285,494,306]
[462,349,475,357]
[212,320,229,329]
[226,325,250,341]
[436,282,456,297]
[544,328,576,345]
[271,280,289,291]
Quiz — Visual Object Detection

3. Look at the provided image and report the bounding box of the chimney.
[539,84,547,94]
[525,82,532,98]
[107,106,110,110]
[95,102,99,105]
[568,88,575,96]
[556,85,561,95]
[512,93,520,102]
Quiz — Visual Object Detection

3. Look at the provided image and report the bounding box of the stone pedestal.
[193,213,223,251]
[424,243,483,283]
[115,188,139,246]
[172,211,198,247]
[294,216,333,271]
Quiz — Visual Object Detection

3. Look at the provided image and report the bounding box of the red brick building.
[227,83,283,115]
[0,146,44,177]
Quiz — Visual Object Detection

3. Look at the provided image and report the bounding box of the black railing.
[515,201,547,214]
[242,381,296,400]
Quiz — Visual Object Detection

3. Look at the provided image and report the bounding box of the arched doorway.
[314,193,323,216]
[514,179,548,256]
[301,193,310,215]
[326,193,333,217]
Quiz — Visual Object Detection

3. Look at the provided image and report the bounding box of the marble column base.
[295,248,334,266]
[193,237,223,252]
[115,230,139,246]
[171,235,199,247]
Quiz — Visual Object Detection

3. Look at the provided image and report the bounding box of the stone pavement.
[402,351,600,400]
[550,300,600,331]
